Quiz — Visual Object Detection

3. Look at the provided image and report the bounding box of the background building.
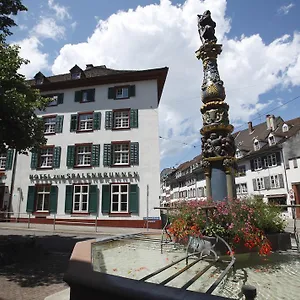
[6,64,168,228]
[162,114,300,219]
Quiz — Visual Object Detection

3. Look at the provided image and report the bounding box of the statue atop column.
[196,11,236,200]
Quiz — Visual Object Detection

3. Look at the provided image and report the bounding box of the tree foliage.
[0,0,50,154]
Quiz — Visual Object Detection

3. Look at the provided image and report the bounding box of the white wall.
[12,79,161,220]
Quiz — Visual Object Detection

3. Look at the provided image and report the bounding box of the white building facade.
[3,64,168,228]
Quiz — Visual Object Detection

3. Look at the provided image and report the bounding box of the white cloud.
[33,17,65,40]
[16,37,49,78]
[50,0,300,163]
[71,21,77,30]
[48,0,71,20]
[278,3,295,15]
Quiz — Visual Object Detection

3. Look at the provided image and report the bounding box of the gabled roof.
[29,65,169,103]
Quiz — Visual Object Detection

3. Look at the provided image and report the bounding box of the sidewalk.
[0,221,162,237]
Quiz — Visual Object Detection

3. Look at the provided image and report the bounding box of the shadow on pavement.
[0,234,92,287]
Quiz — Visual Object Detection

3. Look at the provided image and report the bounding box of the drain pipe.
[8,150,18,216]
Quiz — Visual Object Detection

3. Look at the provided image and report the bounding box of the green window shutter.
[91,144,100,167]
[103,144,112,167]
[276,152,281,165]
[108,87,115,99]
[49,185,58,213]
[55,115,64,133]
[75,90,82,102]
[26,186,36,212]
[89,185,98,213]
[101,185,110,213]
[67,145,75,168]
[252,179,257,191]
[5,149,14,170]
[129,85,136,97]
[105,111,113,129]
[93,112,101,130]
[87,89,95,102]
[65,185,73,214]
[70,114,78,132]
[53,147,61,168]
[130,109,138,128]
[279,174,284,188]
[57,93,64,104]
[130,142,139,166]
[30,151,38,169]
[129,184,139,214]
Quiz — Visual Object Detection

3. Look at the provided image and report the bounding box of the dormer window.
[269,135,276,146]
[34,71,47,85]
[254,140,260,151]
[236,149,242,158]
[36,78,44,85]
[282,124,289,132]
[72,72,81,80]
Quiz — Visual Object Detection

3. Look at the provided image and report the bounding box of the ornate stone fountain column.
[196,11,236,201]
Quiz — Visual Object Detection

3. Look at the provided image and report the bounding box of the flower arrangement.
[167,198,286,256]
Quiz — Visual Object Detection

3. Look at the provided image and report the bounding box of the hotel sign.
[29,171,139,180]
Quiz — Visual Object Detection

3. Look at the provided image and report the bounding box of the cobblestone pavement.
[0,251,69,300]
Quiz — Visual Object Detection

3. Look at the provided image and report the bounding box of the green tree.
[0,0,50,154]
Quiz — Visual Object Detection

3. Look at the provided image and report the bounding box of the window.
[36,185,50,211]
[268,197,287,211]
[48,95,58,107]
[282,124,289,132]
[111,184,129,213]
[269,135,276,146]
[72,72,81,79]
[75,89,95,103]
[253,158,262,170]
[256,178,265,190]
[39,147,53,168]
[116,87,129,99]
[254,140,260,151]
[108,85,135,100]
[293,158,298,168]
[75,145,92,167]
[236,183,247,194]
[113,110,129,129]
[73,185,89,212]
[235,149,242,158]
[236,165,246,177]
[270,175,280,188]
[264,153,277,167]
[36,78,43,85]
[112,143,129,166]
[0,153,6,170]
[78,113,93,131]
[44,117,56,134]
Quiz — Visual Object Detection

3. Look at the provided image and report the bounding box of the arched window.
[282,124,289,132]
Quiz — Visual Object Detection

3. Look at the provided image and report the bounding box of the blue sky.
[10,0,300,170]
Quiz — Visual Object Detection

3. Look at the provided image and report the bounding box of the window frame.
[110,183,129,213]
[35,184,51,212]
[74,143,92,168]
[115,85,130,100]
[47,95,58,107]
[253,158,262,170]
[73,184,89,213]
[254,140,260,151]
[112,109,130,130]
[282,124,289,132]
[71,72,81,80]
[268,135,276,146]
[37,145,54,170]
[264,153,277,168]
[236,165,246,177]
[112,141,130,167]
[256,177,265,190]
[0,153,7,170]
[43,115,57,135]
[270,174,280,189]
[77,111,94,132]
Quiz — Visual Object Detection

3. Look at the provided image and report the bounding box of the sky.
[9,0,300,170]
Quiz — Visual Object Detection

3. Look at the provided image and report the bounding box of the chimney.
[248,121,253,133]
[266,114,271,130]
[269,114,276,131]
[85,64,94,70]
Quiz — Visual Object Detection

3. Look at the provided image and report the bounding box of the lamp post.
[196,11,236,201]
